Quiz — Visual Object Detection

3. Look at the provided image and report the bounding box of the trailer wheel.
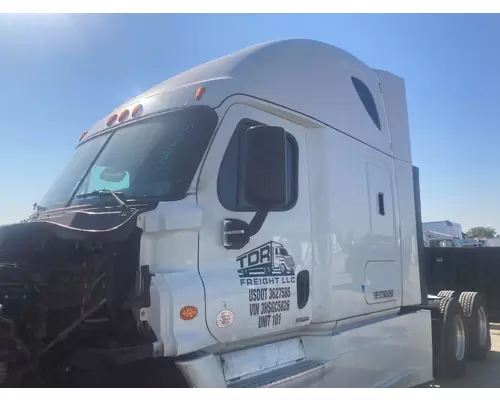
[438,290,457,299]
[433,296,468,379]
[458,291,491,361]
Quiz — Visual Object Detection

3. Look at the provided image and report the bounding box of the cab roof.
[84,38,411,162]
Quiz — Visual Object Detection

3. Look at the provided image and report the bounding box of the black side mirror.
[222,125,288,250]
[242,125,287,210]
[100,168,127,182]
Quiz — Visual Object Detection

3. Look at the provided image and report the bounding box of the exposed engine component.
[0,214,156,387]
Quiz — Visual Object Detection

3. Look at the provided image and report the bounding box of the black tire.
[433,296,468,380]
[458,291,491,361]
[438,290,457,298]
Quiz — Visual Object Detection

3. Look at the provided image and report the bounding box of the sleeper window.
[351,76,382,131]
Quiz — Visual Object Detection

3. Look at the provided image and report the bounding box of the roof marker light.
[132,104,144,119]
[195,86,206,101]
[118,109,130,123]
[79,130,88,141]
[107,114,118,127]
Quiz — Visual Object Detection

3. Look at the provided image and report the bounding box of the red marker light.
[132,104,144,119]
[79,130,88,141]
[118,109,130,123]
[107,114,118,127]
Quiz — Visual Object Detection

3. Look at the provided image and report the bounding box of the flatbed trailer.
[425,247,500,322]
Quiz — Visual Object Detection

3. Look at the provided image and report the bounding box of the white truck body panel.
[85,39,403,161]
[80,38,434,387]
[306,124,404,322]
[485,238,500,247]
[374,69,412,163]
[197,103,313,342]
[177,309,433,387]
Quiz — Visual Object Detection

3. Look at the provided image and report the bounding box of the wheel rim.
[454,314,466,361]
[478,306,488,347]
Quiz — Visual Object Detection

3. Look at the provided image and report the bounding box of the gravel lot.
[429,323,500,388]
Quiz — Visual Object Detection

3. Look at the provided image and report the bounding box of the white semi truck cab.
[0,39,491,387]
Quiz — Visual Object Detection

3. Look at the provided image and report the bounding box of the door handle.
[378,192,385,216]
[223,219,250,250]
[296,270,310,309]
[225,229,245,235]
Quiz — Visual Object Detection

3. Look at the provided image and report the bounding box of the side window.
[351,77,382,131]
[218,119,298,212]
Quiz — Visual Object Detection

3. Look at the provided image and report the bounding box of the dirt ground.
[428,323,500,388]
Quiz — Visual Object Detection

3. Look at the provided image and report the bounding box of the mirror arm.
[245,210,269,237]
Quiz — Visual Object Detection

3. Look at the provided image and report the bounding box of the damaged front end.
[0,206,157,386]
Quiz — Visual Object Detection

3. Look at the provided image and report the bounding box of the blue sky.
[0,13,499,231]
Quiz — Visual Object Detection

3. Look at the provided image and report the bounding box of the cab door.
[197,103,312,344]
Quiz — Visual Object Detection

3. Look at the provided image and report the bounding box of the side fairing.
[136,198,217,356]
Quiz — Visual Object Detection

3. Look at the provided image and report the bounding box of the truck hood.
[0,207,146,255]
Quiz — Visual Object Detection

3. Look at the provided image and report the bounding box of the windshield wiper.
[76,190,129,209]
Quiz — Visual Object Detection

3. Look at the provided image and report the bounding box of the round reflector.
[179,306,198,321]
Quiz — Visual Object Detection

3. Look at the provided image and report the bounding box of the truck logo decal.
[236,241,296,282]
[237,241,297,329]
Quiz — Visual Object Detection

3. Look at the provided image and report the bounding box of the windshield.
[38,106,218,211]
